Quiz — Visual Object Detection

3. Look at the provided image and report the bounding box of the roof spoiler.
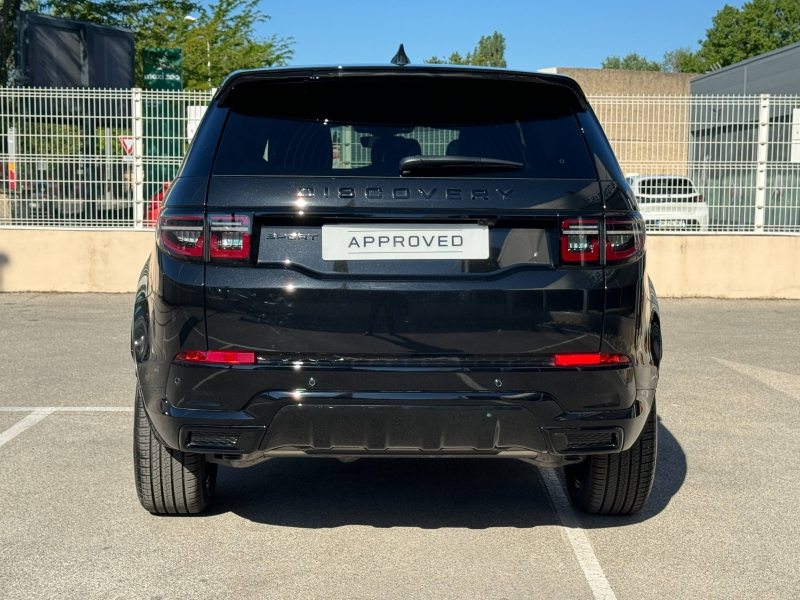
[214,66,589,109]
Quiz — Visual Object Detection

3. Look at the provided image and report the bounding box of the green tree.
[425,31,507,68]
[140,0,293,89]
[601,52,662,71]
[697,0,800,68]
[661,47,706,73]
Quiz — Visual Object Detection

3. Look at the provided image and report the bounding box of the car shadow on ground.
[212,417,685,529]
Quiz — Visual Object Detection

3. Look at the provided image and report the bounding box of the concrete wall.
[0,230,798,298]
[545,68,695,96]
[0,229,154,293]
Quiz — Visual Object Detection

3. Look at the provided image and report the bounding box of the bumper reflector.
[551,353,630,367]
[175,350,257,365]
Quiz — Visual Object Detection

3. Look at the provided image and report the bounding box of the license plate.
[654,219,687,228]
[322,224,490,260]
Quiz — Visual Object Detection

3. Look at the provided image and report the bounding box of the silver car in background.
[626,174,709,231]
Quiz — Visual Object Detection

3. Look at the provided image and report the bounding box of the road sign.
[118,136,134,155]
[142,48,182,91]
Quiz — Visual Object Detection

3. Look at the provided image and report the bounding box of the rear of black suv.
[132,65,662,515]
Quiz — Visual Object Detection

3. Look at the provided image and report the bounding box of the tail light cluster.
[605,217,645,262]
[560,215,645,265]
[157,212,252,262]
[210,214,251,259]
[158,215,204,258]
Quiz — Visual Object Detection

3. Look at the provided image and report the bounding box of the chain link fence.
[0,88,799,233]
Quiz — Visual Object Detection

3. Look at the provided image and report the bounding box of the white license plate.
[655,219,687,228]
[322,224,490,261]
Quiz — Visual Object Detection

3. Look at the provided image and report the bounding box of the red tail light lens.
[606,216,645,263]
[552,353,630,367]
[561,219,600,264]
[175,350,257,365]
[210,214,251,260]
[157,214,204,260]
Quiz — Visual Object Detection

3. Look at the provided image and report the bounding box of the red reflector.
[175,350,257,365]
[552,353,630,367]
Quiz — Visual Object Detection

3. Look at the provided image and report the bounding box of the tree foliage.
[661,47,705,73]
[139,0,293,89]
[698,0,800,68]
[0,0,293,88]
[425,31,507,68]
[602,0,800,75]
[601,53,662,72]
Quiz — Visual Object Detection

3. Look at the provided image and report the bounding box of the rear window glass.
[213,78,595,179]
[637,178,696,195]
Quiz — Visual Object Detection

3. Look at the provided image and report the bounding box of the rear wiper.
[399,155,523,177]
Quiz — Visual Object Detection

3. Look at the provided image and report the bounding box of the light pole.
[184,15,211,90]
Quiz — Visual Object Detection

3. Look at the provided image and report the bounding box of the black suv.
[132,61,662,516]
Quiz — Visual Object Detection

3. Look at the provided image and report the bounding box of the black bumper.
[146,388,655,461]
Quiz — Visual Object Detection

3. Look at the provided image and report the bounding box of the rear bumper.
[145,387,655,464]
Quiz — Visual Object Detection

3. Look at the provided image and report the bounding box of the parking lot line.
[539,467,618,600]
[0,406,134,412]
[0,404,615,600]
[0,408,56,449]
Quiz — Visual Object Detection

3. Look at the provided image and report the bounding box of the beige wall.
[646,235,800,299]
[0,229,153,293]
[547,68,695,96]
[0,230,798,299]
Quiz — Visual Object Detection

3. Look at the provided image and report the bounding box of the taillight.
[210,214,251,260]
[560,219,600,264]
[157,214,204,260]
[175,350,257,365]
[606,215,645,263]
[693,194,704,203]
[552,353,630,367]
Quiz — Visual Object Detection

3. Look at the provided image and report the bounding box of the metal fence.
[0,87,211,228]
[592,94,800,233]
[0,88,799,234]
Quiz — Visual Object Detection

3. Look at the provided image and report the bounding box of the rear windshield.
[637,177,697,195]
[213,78,596,179]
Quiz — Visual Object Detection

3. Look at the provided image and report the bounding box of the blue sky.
[260,0,727,71]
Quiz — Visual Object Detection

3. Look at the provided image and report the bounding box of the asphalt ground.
[0,294,798,599]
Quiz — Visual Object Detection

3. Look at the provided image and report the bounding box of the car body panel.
[132,64,661,464]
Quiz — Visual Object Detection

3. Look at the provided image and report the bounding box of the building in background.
[691,41,800,95]
[689,43,800,231]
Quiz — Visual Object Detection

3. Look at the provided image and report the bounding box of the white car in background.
[626,174,709,231]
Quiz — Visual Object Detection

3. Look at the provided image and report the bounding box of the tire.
[133,387,217,514]
[563,400,658,515]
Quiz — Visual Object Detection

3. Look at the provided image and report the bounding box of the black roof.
[214,64,589,108]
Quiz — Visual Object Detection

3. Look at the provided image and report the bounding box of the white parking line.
[0,408,56,449]
[1,404,617,600]
[0,407,134,412]
[539,467,618,600]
